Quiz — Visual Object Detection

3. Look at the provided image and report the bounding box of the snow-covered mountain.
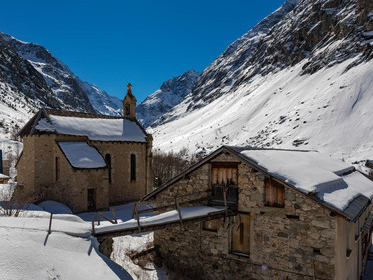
[137,70,200,128]
[0,32,122,164]
[1,33,123,117]
[149,0,373,164]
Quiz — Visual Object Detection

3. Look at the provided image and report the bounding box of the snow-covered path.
[0,213,132,280]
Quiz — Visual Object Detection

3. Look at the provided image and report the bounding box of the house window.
[55,157,60,181]
[265,178,285,207]
[130,154,136,181]
[203,219,218,232]
[231,213,251,255]
[211,163,238,202]
[105,154,112,183]
[211,164,238,185]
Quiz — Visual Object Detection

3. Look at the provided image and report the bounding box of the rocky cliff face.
[0,35,64,110]
[150,0,373,164]
[137,70,200,127]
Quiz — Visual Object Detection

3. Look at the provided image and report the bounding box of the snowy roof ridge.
[22,109,148,143]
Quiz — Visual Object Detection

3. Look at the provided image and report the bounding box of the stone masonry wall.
[153,152,339,280]
[91,141,148,204]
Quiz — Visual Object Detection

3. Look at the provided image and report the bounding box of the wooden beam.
[93,210,234,239]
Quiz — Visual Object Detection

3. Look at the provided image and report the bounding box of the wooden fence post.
[175,198,183,226]
[135,206,141,232]
[111,209,118,224]
[131,202,137,219]
[91,215,95,235]
[48,213,53,234]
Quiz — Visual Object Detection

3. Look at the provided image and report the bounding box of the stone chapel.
[17,84,153,213]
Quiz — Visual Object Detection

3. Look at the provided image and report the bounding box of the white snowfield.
[58,142,106,169]
[150,51,373,164]
[240,149,373,211]
[0,208,132,280]
[95,206,225,234]
[35,115,146,142]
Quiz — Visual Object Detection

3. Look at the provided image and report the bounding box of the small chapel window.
[130,154,136,181]
[265,178,285,207]
[55,157,60,181]
[105,154,112,183]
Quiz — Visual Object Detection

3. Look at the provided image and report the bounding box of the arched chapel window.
[130,154,136,181]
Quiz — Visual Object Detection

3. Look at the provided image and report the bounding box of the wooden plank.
[137,196,211,215]
[212,168,218,184]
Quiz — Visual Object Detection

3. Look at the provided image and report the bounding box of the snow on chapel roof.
[58,142,106,169]
[34,112,147,142]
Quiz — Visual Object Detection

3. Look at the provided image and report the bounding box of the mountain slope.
[1,33,123,117]
[137,70,200,128]
[149,0,373,164]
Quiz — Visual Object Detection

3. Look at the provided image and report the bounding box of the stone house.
[17,87,153,213]
[143,146,373,280]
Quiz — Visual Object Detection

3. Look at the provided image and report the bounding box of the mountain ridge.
[149,0,373,165]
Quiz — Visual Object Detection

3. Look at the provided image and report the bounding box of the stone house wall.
[151,152,368,280]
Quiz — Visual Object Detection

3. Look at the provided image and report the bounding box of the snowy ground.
[0,198,169,280]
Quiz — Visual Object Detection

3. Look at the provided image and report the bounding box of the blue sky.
[1,0,285,103]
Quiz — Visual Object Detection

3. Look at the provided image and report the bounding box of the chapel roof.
[19,108,148,143]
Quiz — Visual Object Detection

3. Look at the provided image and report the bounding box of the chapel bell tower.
[123,83,137,120]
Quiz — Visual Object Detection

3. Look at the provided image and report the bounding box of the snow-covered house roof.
[236,148,373,220]
[57,142,106,169]
[0,173,10,179]
[143,146,373,222]
[19,109,148,142]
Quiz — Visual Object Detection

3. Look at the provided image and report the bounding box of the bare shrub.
[152,148,200,188]
[0,185,40,217]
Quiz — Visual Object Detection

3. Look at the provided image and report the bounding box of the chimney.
[123,83,137,120]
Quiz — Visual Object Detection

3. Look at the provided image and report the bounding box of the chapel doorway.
[87,188,96,211]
